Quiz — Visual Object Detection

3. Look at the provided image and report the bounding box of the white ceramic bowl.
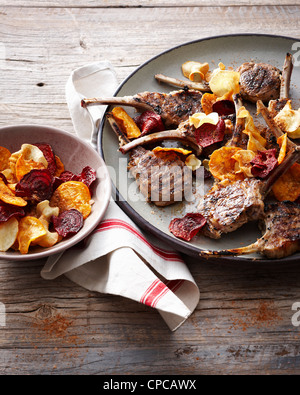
[0,124,111,261]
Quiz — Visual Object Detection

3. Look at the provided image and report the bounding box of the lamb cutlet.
[237,62,282,103]
[198,147,300,240]
[107,113,192,207]
[202,201,300,259]
[119,93,242,158]
[82,89,203,128]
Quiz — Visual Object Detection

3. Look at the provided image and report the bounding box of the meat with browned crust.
[199,178,265,239]
[237,62,282,103]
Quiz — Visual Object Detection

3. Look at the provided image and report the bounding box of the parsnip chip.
[272,163,300,202]
[112,107,141,139]
[31,201,60,248]
[232,150,256,178]
[15,155,46,181]
[0,217,19,252]
[36,200,59,221]
[17,216,47,254]
[189,112,219,129]
[209,146,244,181]
[209,67,240,98]
[0,146,11,172]
[182,61,210,82]
[0,178,27,207]
[277,133,288,165]
[185,154,202,171]
[50,181,92,219]
[274,100,300,139]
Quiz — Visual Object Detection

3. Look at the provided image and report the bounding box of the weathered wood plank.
[0,3,300,375]
[1,258,300,374]
[0,1,298,8]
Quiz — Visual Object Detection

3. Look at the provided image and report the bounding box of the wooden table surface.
[0,0,300,375]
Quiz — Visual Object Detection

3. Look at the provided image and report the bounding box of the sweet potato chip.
[112,107,141,139]
[0,178,27,207]
[0,217,19,252]
[209,146,244,181]
[50,181,92,219]
[277,133,288,165]
[15,155,46,181]
[272,163,300,202]
[54,156,65,177]
[201,93,218,115]
[17,216,47,254]
[9,144,48,175]
[152,147,192,156]
[0,146,11,172]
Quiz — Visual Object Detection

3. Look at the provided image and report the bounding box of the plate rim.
[0,123,112,262]
[98,33,300,264]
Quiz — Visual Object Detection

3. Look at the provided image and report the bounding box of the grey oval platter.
[98,34,300,263]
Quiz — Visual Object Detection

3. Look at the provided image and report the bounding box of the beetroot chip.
[251,149,278,179]
[212,100,235,116]
[15,169,54,202]
[53,167,96,191]
[52,209,84,238]
[0,201,26,223]
[34,143,57,176]
[195,119,225,148]
[169,213,207,241]
[78,166,97,189]
[134,111,165,136]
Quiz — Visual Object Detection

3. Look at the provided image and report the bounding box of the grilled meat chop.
[82,89,203,128]
[237,62,282,103]
[107,113,191,206]
[203,201,300,259]
[198,145,300,239]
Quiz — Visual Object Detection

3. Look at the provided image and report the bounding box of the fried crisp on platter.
[112,107,141,139]
[50,181,92,219]
[182,61,210,82]
[0,217,19,252]
[232,150,256,178]
[209,146,245,182]
[17,216,47,254]
[0,146,11,172]
[272,163,300,202]
[277,134,288,165]
[0,178,27,207]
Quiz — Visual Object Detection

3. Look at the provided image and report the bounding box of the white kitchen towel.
[41,60,200,331]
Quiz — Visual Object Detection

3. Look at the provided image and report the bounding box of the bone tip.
[81,99,88,108]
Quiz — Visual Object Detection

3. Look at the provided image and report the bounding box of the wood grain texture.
[0,2,300,375]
